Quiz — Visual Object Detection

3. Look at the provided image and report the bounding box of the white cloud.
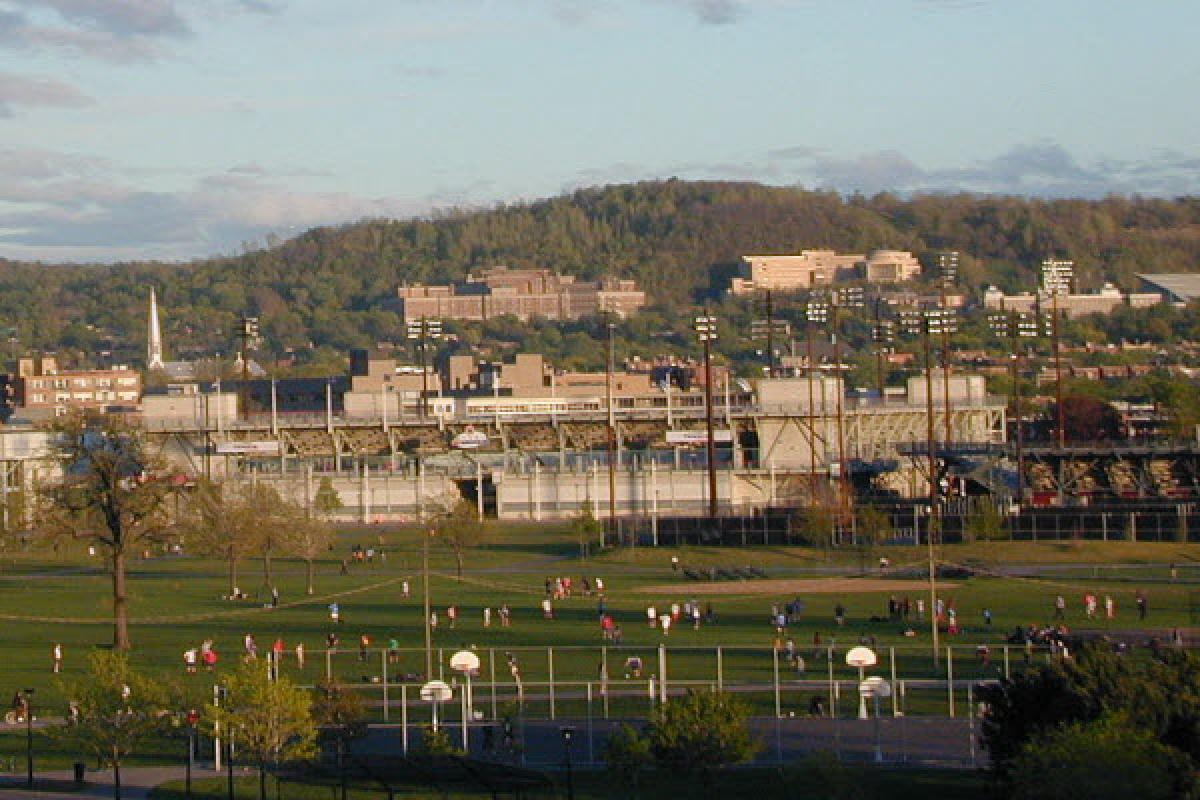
[0,70,91,116]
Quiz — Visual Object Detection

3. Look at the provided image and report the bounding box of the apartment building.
[983,283,1163,319]
[8,356,141,418]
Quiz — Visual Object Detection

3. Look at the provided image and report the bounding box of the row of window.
[26,376,138,390]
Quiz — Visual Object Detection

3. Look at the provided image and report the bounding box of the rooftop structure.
[1137,273,1200,304]
[7,355,141,419]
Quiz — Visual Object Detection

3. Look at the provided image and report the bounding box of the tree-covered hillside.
[2,180,1199,371]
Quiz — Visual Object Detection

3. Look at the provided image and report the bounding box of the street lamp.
[694,314,719,519]
[185,708,200,800]
[22,687,33,789]
[560,726,576,800]
[804,299,829,502]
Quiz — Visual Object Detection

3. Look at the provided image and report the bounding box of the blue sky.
[1,0,1198,262]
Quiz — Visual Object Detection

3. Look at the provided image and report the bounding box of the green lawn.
[0,523,1195,722]
[150,763,987,800]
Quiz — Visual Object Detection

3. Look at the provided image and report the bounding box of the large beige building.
[397,267,646,324]
[730,249,922,294]
[983,283,1163,319]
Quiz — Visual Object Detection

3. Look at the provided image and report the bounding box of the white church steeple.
[148,288,164,370]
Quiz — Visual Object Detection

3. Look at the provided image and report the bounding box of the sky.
[1,0,1198,263]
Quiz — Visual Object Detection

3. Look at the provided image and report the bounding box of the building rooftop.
[1137,273,1200,302]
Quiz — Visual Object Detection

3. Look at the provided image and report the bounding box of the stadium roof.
[1136,273,1200,303]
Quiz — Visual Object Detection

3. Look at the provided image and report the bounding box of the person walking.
[52,643,63,674]
[295,641,306,670]
[1136,590,1148,621]
[1053,595,1066,620]
[483,607,492,627]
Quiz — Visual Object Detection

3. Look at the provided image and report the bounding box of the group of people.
[643,599,714,635]
[544,575,604,599]
[1053,590,1148,621]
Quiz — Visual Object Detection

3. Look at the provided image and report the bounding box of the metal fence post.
[489,648,498,720]
[658,644,667,706]
[586,682,594,765]
[381,650,389,722]
[1003,645,1010,680]
[889,647,898,717]
[716,646,723,692]
[325,648,332,681]
[548,647,556,720]
[772,646,781,718]
[401,684,408,755]
[947,646,955,718]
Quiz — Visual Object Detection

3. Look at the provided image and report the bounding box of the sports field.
[0,522,1196,725]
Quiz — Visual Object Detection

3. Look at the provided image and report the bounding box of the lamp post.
[604,310,618,525]
[695,314,719,519]
[185,708,199,800]
[560,726,576,800]
[23,687,33,789]
[406,317,442,419]
[871,299,895,400]
[831,287,864,527]
[937,253,959,445]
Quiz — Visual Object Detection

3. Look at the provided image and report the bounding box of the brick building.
[7,356,141,419]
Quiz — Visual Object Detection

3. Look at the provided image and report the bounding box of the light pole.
[695,314,719,519]
[23,687,33,789]
[871,299,895,400]
[937,253,959,445]
[989,311,1038,508]
[237,316,259,423]
[604,310,618,526]
[185,708,199,800]
[831,287,864,528]
[406,317,442,419]
[805,299,829,503]
[560,726,576,800]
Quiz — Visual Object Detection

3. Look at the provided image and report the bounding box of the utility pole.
[423,529,433,680]
[921,312,940,666]
[695,313,719,519]
[872,298,894,399]
[805,299,829,503]
[937,253,958,445]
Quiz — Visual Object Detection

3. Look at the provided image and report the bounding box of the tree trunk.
[263,541,273,589]
[455,549,464,579]
[112,550,130,650]
[259,762,267,800]
[112,751,121,800]
[306,558,315,595]
[229,554,238,597]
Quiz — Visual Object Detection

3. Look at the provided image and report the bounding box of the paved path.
[0,765,238,799]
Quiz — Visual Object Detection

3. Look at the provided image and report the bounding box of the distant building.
[397,266,646,324]
[983,283,1162,319]
[730,249,923,295]
[8,356,141,419]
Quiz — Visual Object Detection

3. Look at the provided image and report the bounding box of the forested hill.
[2,180,1200,370]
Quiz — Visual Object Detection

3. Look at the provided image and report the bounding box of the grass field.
[148,763,987,800]
[0,521,1196,724]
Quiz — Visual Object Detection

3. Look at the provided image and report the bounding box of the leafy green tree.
[313,477,343,518]
[179,479,266,598]
[1008,714,1194,800]
[644,690,759,784]
[55,650,171,800]
[208,661,316,800]
[602,723,653,798]
[282,512,334,595]
[37,412,176,650]
[571,500,603,558]
[311,680,368,799]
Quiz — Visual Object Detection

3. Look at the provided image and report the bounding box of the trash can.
[73,762,86,784]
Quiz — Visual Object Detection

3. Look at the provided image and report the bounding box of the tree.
[979,645,1200,785]
[602,723,652,798]
[282,512,334,595]
[1051,394,1122,442]
[37,412,176,650]
[571,500,603,558]
[433,497,483,579]
[311,680,368,800]
[313,477,343,518]
[643,690,758,784]
[1008,714,1193,800]
[55,650,172,800]
[179,479,265,598]
[208,661,316,800]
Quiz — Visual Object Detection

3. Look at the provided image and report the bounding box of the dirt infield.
[636,578,957,596]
